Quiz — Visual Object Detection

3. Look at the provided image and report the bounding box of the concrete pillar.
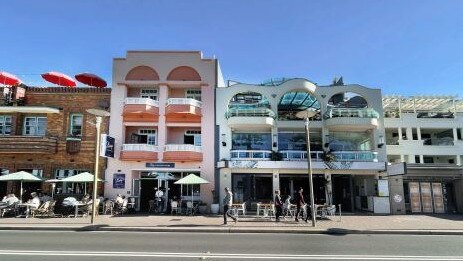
[271,127,278,151]
[220,169,232,210]
[453,128,458,142]
[400,155,405,162]
[398,128,403,140]
[272,170,279,200]
[419,155,424,164]
[408,155,416,163]
[456,155,461,166]
[387,175,406,215]
[324,172,332,205]
[157,84,168,161]
[417,127,422,141]
[406,128,413,141]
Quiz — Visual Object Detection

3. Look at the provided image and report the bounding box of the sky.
[1,0,462,96]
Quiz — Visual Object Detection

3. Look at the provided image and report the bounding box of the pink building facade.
[105,51,224,211]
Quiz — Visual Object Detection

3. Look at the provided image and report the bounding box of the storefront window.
[328,131,372,151]
[232,133,271,150]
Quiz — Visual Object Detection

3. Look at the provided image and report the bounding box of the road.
[0,231,462,260]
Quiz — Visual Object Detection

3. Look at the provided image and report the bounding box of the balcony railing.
[422,138,454,146]
[125,97,159,107]
[230,150,272,160]
[331,151,378,162]
[225,108,276,119]
[324,108,379,119]
[164,144,202,152]
[166,98,202,108]
[122,144,158,151]
[280,150,324,161]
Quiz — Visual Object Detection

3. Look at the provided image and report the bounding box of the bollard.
[338,204,342,222]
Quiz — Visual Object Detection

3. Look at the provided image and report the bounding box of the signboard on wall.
[113,173,125,189]
[146,163,175,168]
[409,182,421,213]
[377,180,389,197]
[420,182,433,213]
[432,183,445,213]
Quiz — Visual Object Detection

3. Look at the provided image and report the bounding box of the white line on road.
[0,250,462,260]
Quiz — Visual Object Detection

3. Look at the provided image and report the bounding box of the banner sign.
[113,173,125,189]
[409,182,421,213]
[100,134,115,158]
[420,182,433,213]
[145,162,175,168]
[432,183,445,213]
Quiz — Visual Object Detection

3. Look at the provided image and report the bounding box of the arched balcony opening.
[167,66,201,81]
[278,91,321,121]
[125,66,160,81]
[325,92,378,119]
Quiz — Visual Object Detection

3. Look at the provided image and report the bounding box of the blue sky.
[1,0,462,95]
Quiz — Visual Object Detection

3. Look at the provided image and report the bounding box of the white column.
[272,170,279,200]
[419,155,424,164]
[400,154,405,162]
[456,155,461,166]
[398,128,403,140]
[406,128,413,141]
[453,128,458,142]
[408,155,416,163]
[157,84,168,161]
[417,128,422,141]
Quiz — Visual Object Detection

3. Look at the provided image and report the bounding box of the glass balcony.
[280,150,324,161]
[230,150,272,160]
[422,138,454,146]
[331,151,378,162]
[225,107,275,119]
[324,108,379,119]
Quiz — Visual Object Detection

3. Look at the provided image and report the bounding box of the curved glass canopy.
[278,91,320,121]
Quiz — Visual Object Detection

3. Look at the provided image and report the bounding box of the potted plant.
[270,150,283,161]
[198,201,208,214]
[210,189,220,214]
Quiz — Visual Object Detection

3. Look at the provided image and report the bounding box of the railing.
[125,97,159,107]
[324,108,379,119]
[165,144,202,152]
[331,151,378,162]
[422,138,454,146]
[230,150,272,160]
[417,112,454,118]
[280,150,324,161]
[225,108,276,119]
[122,144,158,152]
[166,98,202,108]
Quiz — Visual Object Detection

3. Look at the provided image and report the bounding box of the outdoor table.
[256,203,273,218]
[74,202,87,218]
[17,203,36,218]
[230,203,242,216]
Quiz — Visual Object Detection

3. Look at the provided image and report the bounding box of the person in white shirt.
[115,194,123,205]
[155,188,164,213]
[1,194,18,207]
[28,192,41,209]
[62,196,78,206]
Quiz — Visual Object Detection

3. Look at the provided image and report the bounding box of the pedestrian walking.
[274,190,283,222]
[222,187,237,225]
[295,188,306,222]
[155,188,164,214]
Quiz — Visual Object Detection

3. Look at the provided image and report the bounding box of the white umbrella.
[174,174,209,208]
[57,172,104,195]
[0,171,42,201]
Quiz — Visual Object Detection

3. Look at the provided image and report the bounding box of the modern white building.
[216,78,393,214]
[384,95,463,214]
[105,51,224,211]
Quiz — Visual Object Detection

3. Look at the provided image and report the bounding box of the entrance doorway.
[332,175,353,212]
[279,174,326,205]
[232,174,272,209]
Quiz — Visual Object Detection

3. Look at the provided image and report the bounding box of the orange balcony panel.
[120,151,158,161]
[163,151,203,162]
[165,105,202,123]
[123,104,159,122]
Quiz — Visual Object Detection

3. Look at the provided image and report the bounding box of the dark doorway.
[332,175,353,212]
[140,179,157,212]
[232,174,272,209]
[280,175,326,204]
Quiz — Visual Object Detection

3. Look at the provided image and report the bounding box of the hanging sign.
[113,173,125,189]
[100,134,115,158]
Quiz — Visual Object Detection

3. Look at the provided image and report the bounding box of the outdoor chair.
[86,199,100,216]
[103,201,114,215]
[236,202,246,217]
[32,201,51,217]
[0,202,18,218]
[256,203,266,217]
[186,201,197,216]
[148,200,155,213]
[114,200,128,216]
[171,201,180,215]
[266,204,276,220]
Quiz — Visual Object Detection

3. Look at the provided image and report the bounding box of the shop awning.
[0,106,60,114]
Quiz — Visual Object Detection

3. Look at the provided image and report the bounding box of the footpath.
[0,214,462,235]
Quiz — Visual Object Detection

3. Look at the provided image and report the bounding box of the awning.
[0,106,60,114]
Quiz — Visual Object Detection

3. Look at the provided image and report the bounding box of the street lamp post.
[86,109,110,225]
[296,109,317,227]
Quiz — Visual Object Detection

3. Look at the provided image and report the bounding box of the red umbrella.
[0,71,22,86]
[41,71,76,87]
[75,73,107,88]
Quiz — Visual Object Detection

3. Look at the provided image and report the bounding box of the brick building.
[0,86,111,199]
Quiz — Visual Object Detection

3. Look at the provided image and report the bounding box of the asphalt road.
[0,231,462,260]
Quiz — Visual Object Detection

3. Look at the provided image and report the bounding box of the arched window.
[328,92,368,108]
[125,66,160,81]
[278,91,320,121]
[167,66,201,81]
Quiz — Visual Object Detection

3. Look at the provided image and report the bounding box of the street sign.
[145,162,175,168]
[100,134,115,158]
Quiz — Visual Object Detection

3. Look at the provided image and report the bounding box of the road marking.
[0,250,462,260]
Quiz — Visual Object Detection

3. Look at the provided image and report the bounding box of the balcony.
[422,137,454,146]
[280,150,324,161]
[165,98,202,123]
[163,144,202,162]
[331,151,378,162]
[230,150,272,160]
[226,108,275,129]
[324,108,379,130]
[122,98,159,123]
[0,135,58,154]
[120,144,159,161]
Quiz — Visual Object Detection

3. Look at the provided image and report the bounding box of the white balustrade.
[331,151,378,162]
[125,97,159,107]
[122,144,158,152]
[166,98,202,108]
[280,150,324,161]
[165,144,202,152]
[230,150,272,160]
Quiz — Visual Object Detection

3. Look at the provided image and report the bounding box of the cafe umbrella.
[174,174,209,208]
[0,71,22,86]
[75,73,107,88]
[41,71,76,87]
[58,172,104,195]
[0,171,42,201]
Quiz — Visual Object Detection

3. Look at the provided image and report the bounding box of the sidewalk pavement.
[0,214,462,235]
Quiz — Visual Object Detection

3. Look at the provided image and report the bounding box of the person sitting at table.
[0,194,18,209]
[115,194,123,206]
[61,196,78,216]
[28,192,41,209]
[81,194,91,204]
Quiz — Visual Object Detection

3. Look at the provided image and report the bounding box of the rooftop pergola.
[383,95,463,113]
